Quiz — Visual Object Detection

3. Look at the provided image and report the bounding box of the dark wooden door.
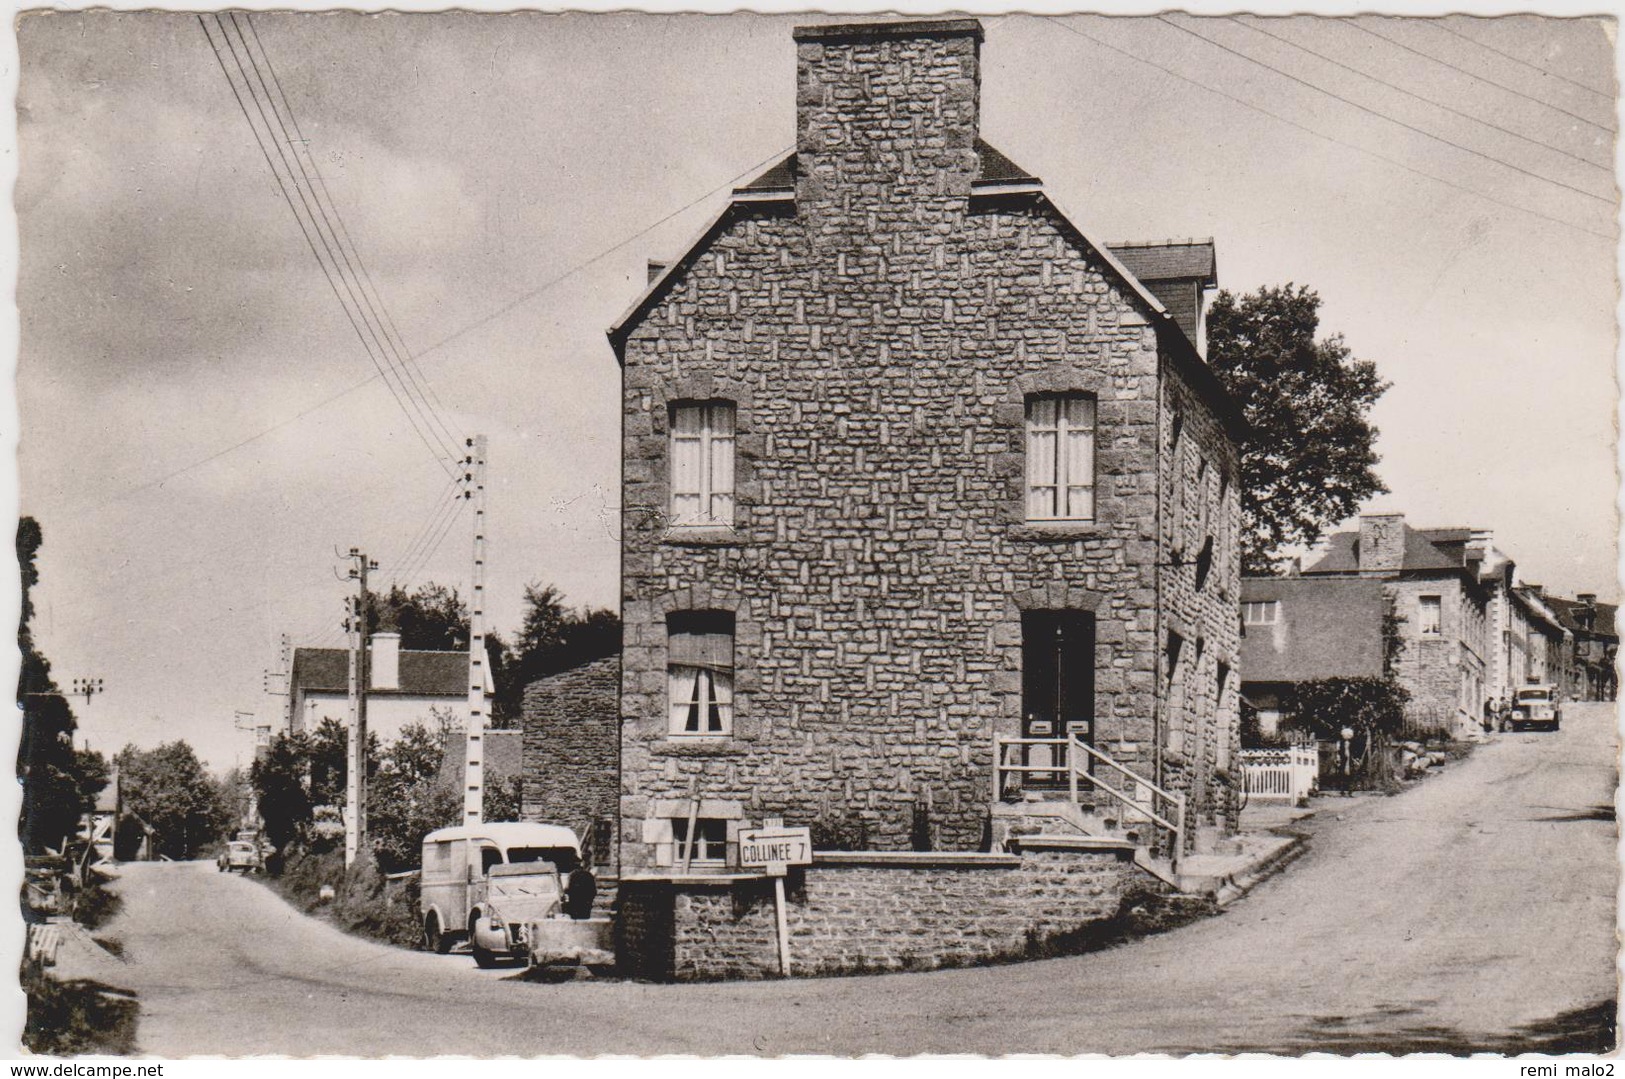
[1021,611,1096,786]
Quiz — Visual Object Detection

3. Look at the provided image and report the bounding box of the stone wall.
[521,657,620,867]
[616,838,1135,981]
[1387,578,1485,735]
[614,19,1241,871]
[1158,368,1243,838]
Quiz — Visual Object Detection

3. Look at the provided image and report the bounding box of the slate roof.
[1546,595,1619,641]
[290,647,470,698]
[1239,576,1387,684]
[439,728,524,791]
[1106,240,1217,287]
[1303,524,1462,575]
[736,139,1037,194]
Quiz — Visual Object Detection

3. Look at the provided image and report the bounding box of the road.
[97,702,1616,1055]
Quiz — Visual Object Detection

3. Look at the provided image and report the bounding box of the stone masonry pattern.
[521,657,621,864]
[617,847,1133,981]
[615,22,1240,871]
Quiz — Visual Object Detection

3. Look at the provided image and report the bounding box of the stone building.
[286,632,492,744]
[1297,514,1502,735]
[519,657,620,868]
[606,18,1242,879]
[1237,576,1388,736]
[1547,594,1618,701]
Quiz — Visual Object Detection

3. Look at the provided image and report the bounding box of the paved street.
[99,702,1616,1056]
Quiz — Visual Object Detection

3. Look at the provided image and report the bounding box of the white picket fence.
[1240,744,1319,806]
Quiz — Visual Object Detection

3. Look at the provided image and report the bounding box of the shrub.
[20,957,138,1055]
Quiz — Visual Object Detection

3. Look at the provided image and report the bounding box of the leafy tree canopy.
[367,715,460,874]
[114,741,233,860]
[251,732,312,854]
[494,583,620,719]
[17,517,108,854]
[365,583,469,651]
[1208,285,1389,574]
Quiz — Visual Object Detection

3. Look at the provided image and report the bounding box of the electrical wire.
[1156,14,1611,206]
[1040,16,1614,242]
[238,13,467,459]
[1231,16,1610,173]
[209,15,461,474]
[1430,20,1613,101]
[1346,18,1615,135]
[49,137,790,524]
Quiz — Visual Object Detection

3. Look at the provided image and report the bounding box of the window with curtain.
[1025,393,1096,522]
[668,610,735,736]
[670,401,736,527]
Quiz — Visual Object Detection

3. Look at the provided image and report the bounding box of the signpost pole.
[771,865,791,977]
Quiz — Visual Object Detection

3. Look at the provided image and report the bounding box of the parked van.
[419,822,581,965]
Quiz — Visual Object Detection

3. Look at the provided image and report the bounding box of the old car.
[217,840,263,873]
[1507,684,1562,732]
[419,822,582,967]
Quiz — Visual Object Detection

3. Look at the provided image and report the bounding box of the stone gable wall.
[521,656,621,866]
[617,23,1240,871]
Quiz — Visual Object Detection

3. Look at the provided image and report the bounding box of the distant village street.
[81,701,1614,1056]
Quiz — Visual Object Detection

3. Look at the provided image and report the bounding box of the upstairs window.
[1419,596,1442,638]
[1026,393,1096,522]
[668,611,735,736]
[670,401,735,527]
[1243,600,1280,625]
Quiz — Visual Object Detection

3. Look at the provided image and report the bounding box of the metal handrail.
[995,734,1187,870]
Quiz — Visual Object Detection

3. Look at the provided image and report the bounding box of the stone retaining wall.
[615,837,1135,981]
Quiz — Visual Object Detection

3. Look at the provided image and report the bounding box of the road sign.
[737,826,812,869]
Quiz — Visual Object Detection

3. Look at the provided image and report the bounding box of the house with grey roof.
[287,632,493,745]
[1238,576,1387,737]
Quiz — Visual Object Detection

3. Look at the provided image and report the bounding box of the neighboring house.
[287,632,492,744]
[607,18,1242,876]
[1296,514,1494,736]
[519,656,620,869]
[439,728,523,806]
[1510,585,1573,693]
[1238,577,1388,736]
[1546,593,1618,701]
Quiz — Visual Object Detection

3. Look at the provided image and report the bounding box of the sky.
[13,9,1619,772]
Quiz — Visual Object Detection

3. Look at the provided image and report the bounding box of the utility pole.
[263,634,291,705]
[344,548,376,866]
[71,678,104,707]
[463,435,488,824]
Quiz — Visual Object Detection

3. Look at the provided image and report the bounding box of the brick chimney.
[1358,513,1407,575]
[792,19,983,211]
[369,632,401,691]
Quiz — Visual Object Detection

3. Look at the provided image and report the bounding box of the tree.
[1207,286,1389,574]
[250,732,312,854]
[114,741,233,860]
[366,718,460,874]
[17,517,108,854]
[365,582,469,651]
[494,582,620,719]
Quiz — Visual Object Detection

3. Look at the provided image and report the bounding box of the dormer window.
[1025,393,1096,522]
[670,401,735,528]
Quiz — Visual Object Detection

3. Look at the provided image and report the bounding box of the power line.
[239,12,467,459]
[1347,18,1615,136]
[1232,16,1610,174]
[386,477,466,587]
[1156,14,1611,207]
[209,15,461,473]
[231,11,461,462]
[1430,20,1613,101]
[394,490,468,590]
[51,136,790,524]
[1040,16,1613,242]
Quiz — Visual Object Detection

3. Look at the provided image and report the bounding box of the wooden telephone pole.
[463,436,489,824]
[344,547,376,867]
